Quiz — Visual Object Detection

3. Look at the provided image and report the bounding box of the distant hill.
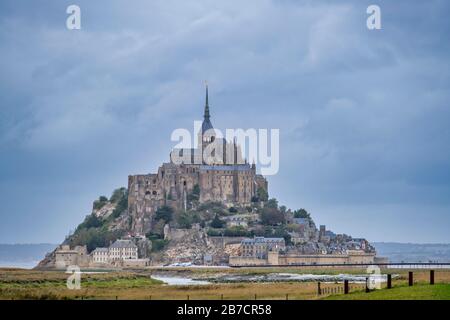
[373,242,450,263]
[0,244,57,268]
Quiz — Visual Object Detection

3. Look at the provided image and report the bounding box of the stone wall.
[230,251,376,266]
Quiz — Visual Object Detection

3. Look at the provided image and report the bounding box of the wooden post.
[430,270,435,285]
[409,272,413,286]
[286,294,289,300]
[365,277,370,293]
[344,280,349,294]
[221,294,223,300]
[387,274,392,289]
[187,295,190,300]
[318,282,322,295]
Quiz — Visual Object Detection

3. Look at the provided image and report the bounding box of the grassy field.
[325,284,450,300]
[1,267,449,300]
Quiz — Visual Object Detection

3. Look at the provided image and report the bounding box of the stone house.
[91,247,109,264]
[55,245,89,269]
[108,239,138,262]
[240,237,286,259]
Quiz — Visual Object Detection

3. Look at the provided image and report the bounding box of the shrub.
[69,227,124,252]
[257,187,268,202]
[110,187,127,203]
[187,184,200,202]
[210,214,226,228]
[77,214,103,231]
[264,198,278,209]
[293,208,310,219]
[206,228,223,237]
[224,226,252,237]
[111,194,128,219]
[151,239,169,252]
[155,206,174,223]
[260,207,285,225]
[176,211,194,229]
[93,196,108,210]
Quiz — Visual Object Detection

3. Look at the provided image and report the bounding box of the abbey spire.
[201,81,213,134]
[204,82,210,120]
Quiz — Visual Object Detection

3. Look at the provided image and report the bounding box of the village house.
[240,237,286,259]
[108,239,139,262]
[54,245,89,269]
[91,247,109,264]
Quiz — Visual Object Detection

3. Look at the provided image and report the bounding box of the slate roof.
[109,239,137,249]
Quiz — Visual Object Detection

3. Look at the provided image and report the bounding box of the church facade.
[128,86,268,235]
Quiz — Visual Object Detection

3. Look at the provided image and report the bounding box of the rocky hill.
[37,186,375,268]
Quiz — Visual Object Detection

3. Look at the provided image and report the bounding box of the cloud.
[0,0,449,242]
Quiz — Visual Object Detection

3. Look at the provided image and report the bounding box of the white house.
[91,247,109,264]
[108,239,138,262]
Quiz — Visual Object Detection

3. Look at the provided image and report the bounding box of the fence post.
[344,280,349,294]
[409,272,413,286]
[387,274,392,289]
[318,282,321,295]
[286,294,288,300]
[430,270,435,285]
[365,277,370,293]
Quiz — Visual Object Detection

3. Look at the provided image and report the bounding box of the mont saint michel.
[37,86,383,269]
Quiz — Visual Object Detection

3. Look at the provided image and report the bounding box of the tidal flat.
[1,267,449,300]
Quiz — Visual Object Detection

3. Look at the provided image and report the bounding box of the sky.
[0,0,449,244]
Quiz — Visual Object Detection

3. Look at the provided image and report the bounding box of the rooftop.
[110,239,137,249]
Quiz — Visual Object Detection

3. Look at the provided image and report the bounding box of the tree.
[93,196,108,210]
[224,226,251,237]
[187,184,200,202]
[110,187,127,203]
[257,187,269,202]
[152,219,166,238]
[265,198,278,209]
[77,214,103,230]
[155,205,173,223]
[294,208,310,219]
[69,227,124,252]
[177,211,193,229]
[260,207,285,225]
[151,239,169,252]
[111,193,128,219]
[210,214,225,228]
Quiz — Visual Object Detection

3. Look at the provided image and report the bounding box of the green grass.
[325,284,450,300]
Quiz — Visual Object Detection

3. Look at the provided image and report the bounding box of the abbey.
[128,86,268,235]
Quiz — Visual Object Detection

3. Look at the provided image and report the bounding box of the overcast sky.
[0,0,449,244]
